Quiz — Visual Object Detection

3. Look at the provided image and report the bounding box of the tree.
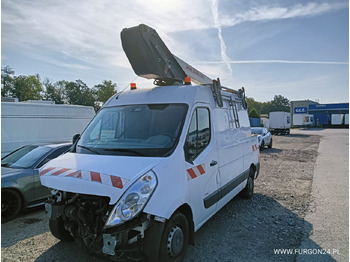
[64,80,96,108]
[246,97,261,114]
[249,108,260,118]
[270,95,290,112]
[1,66,15,97]
[95,80,117,104]
[42,79,65,104]
[94,80,117,110]
[12,74,43,101]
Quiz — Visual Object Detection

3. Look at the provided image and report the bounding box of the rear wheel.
[268,138,273,148]
[241,174,254,199]
[159,212,189,262]
[2,189,22,223]
[49,217,74,242]
[260,141,264,151]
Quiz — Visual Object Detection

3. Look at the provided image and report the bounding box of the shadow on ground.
[260,148,283,154]
[1,206,47,248]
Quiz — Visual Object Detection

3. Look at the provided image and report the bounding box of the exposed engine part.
[48,191,152,260]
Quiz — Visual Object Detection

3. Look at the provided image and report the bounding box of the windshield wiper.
[77,145,100,155]
[1,163,11,167]
[103,148,147,157]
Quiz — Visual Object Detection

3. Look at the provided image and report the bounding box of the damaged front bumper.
[46,201,165,261]
[102,214,166,261]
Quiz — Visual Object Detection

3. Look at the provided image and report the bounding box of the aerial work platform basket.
[121,24,246,108]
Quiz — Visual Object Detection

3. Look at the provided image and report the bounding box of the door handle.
[210,160,217,166]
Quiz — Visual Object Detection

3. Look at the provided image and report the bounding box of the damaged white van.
[40,24,260,261]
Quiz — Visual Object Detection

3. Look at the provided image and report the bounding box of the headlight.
[105,170,158,227]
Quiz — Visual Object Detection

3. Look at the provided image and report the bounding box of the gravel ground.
[1,133,322,261]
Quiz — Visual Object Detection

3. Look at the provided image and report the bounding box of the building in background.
[308,103,349,127]
[290,100,349,127]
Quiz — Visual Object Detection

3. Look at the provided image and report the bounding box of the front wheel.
[49,217,74,242]
[2,189,22,223]
[159,212,189,262]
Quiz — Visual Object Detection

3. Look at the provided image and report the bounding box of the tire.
[49,217,74,242]
[241,175,254,199]
[268,138,273,149]
[2,189,22,223]
[159,212,189,262]
[260,141,264,151]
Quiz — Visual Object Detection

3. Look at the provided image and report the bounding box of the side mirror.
[72,134,80,144]
[184,141,196,164]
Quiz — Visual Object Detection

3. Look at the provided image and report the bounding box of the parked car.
[251,127,272,151]
[1,143,72,222]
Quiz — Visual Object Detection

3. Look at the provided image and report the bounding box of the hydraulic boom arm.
[121,24,212,85]
[121,24,246,108]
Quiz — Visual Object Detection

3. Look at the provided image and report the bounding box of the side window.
[184,108,210,163]
[36,146,70,169]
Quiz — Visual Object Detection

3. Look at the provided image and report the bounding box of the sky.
[1,0,349,104]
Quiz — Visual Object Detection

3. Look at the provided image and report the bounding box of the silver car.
[251,127,272,151]
[1,143,71,223]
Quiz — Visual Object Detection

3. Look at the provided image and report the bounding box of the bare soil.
[1,134,321,262]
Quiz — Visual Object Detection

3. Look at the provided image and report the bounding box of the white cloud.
[220,2,348,27]
[197,60,349,65]
[211,0,233,82]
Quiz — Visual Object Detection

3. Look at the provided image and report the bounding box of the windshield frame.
[75,103,189,157]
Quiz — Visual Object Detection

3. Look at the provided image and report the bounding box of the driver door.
[184,107,219,227]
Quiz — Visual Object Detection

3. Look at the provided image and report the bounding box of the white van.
[40,24,260,261]
[40,83,260,261]
[1,101,95,156]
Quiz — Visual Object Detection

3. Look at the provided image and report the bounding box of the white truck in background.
[269,111,291,135]
[292,114,314,128]
[1,102,95,156]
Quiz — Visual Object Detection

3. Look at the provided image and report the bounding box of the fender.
[143,150,190,220]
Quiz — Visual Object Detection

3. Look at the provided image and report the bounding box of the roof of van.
[104,84,215,107]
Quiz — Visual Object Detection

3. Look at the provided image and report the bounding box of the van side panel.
[214,98,259,211]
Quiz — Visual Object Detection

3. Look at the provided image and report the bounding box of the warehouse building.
[290,100,349,127]
[308,103,349,127]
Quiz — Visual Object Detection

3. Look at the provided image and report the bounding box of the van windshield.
[76,104,188,157]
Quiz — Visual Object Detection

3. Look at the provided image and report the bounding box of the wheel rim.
[2,191,21,221]
[167,225,184,257]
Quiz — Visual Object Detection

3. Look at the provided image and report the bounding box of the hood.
[40,153,162,204]
[1,166,23,175]
[251,134,262,139]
